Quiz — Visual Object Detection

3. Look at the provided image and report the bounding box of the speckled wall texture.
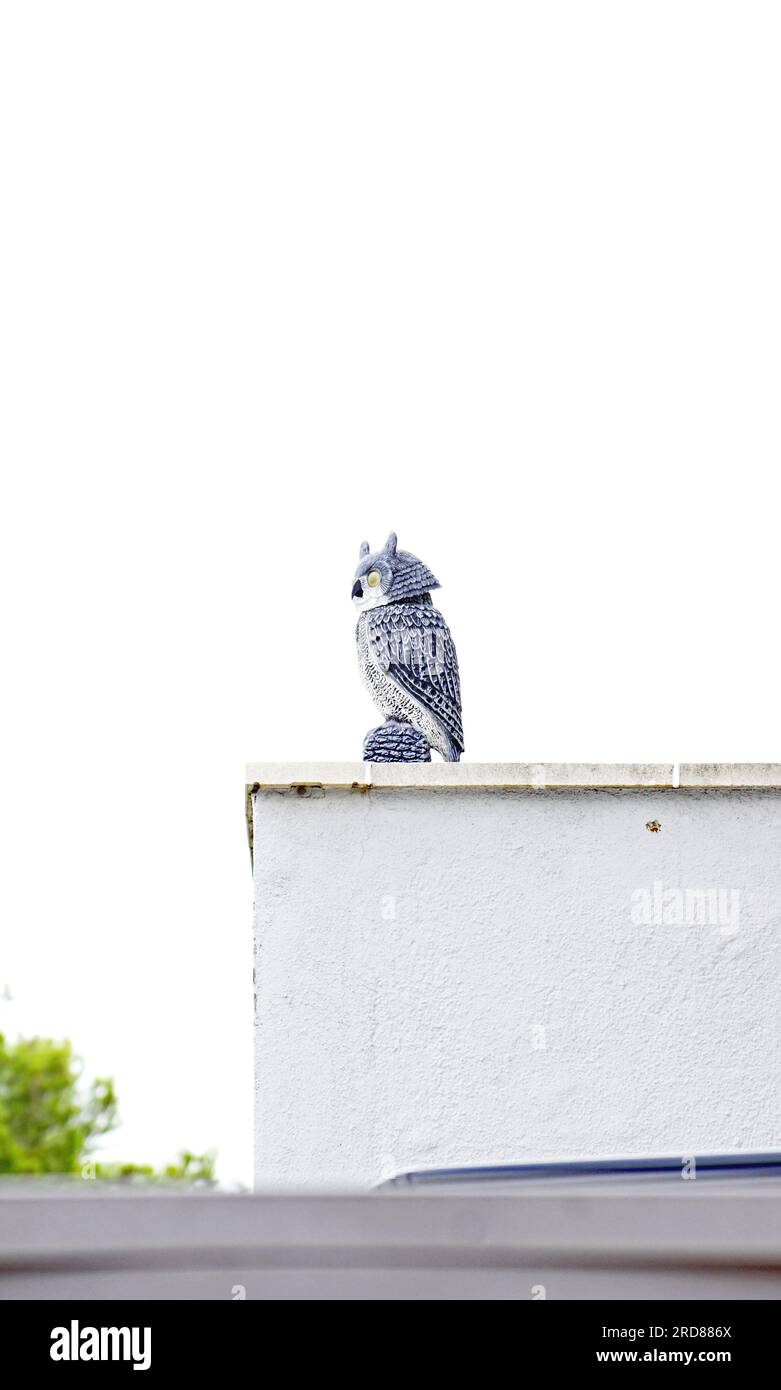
[252,785,781,1187]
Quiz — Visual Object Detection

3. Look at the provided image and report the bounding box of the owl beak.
[351,580,363,599]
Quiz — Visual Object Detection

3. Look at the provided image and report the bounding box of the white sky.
[1,2,779,1187]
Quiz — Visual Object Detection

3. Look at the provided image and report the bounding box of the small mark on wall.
[646,819,661,833]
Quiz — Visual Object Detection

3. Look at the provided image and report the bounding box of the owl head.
[351,532,440,609]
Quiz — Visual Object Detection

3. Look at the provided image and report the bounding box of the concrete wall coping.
[247,762,781,792]
[245,763,781,857]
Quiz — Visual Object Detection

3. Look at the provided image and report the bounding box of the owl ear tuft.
[358,540,370,558]
[384,531,398,556]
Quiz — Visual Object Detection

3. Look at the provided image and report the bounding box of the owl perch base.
[363,721,431,763]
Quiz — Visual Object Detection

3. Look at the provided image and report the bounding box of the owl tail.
[442,733,462,763]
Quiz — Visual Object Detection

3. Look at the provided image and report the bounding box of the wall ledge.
[246,761,675,792]
[245,763,781,858]
[246,761,781,793]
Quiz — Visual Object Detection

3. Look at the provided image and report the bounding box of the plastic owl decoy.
[352,532,464,763]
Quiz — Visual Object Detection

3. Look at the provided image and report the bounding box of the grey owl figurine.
[352,532,464,763]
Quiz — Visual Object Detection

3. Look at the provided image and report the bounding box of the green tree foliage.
[0,1033,214,1182]
[93,1151,216,1182]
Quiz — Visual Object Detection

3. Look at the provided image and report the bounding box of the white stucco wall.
[250,764,781,1188]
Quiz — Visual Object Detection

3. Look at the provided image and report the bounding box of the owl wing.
[367,603,464,753]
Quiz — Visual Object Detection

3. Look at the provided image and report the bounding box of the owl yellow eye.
[367,570,381,588]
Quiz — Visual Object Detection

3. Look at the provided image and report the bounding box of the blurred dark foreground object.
[2,1157,781,1300]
